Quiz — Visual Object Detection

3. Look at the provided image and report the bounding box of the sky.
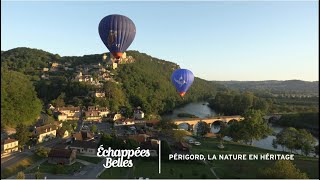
[1,1,319,81]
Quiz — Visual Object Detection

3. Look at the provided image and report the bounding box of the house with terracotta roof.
[98,107,109,117]
[128,134,150,143]
[106,113,122,121]
[146,120,160,127]
[140,139,159,157]
[84,106,110,121]
[72,131,94,141]
[114,119,135,126]
[134,120,146,126]
[33,124,58,143]
[84,111,101,121]
[69,140,98,155]
[57,129,69,139]
[1,138,19,154]
[55,106,81,120]
[48,148,76,165]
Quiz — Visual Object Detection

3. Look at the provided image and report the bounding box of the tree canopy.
[223,109,272,144]
[1,68,42,127]
[258,160,308,179]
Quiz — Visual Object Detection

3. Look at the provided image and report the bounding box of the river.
[162,101,319,155]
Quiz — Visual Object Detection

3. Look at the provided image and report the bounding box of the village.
[40,52,134,87]
[1,101,197,178]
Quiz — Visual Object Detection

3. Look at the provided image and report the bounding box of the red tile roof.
[48,148,74,158]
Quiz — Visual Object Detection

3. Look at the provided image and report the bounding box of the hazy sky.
[1,1,318,81]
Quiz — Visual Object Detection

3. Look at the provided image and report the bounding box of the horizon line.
[2,47,319,82]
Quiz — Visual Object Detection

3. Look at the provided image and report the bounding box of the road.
[1,138,63,171]
[80,121,113,134]
[1,151,33,170]
[16,158,107,179]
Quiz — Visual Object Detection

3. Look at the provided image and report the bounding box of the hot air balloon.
[98,14,136,59]
[171,69,194,97]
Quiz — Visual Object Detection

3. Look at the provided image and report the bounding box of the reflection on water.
[162,101,216,120]
[163,101,319,155]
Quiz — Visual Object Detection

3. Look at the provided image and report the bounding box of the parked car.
[194,141,201,146]
[188,139,195,144]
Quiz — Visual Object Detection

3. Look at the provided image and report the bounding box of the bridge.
[172,115,244,130]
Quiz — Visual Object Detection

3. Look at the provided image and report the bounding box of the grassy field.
[1,155,43,179]
[98,159,214,179]
[132,159,214,179]
[99,167,132,179]
[191,138,319,179]
[77,155,104,164]
[27,161,84,175]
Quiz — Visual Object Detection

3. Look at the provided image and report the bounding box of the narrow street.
[1,138,63,171]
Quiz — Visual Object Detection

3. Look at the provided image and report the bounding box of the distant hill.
[213,80,319,96]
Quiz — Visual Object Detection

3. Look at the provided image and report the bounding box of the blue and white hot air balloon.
[171,69,194,97]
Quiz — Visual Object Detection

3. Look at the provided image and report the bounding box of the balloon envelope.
[171,69,194,97]
[98,14,136,59]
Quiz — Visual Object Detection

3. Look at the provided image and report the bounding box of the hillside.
[213,80,319,96]
[1,48,225,123]
[2,47,318,126]
[1,47,60,72]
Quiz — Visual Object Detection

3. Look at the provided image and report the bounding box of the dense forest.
[1,48,225,127]
[272,112,319,131]
[208,90,318,116]
[116,51,226,114]
[1,47,60,74]
[1,68,42,127]
[214,80,319,96]
[208,91,271,115]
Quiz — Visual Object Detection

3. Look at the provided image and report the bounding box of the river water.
[162,101,319,154]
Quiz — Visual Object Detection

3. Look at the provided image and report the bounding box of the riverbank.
[177,113,199,118]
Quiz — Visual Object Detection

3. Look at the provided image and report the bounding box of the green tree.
[241,109,272,145]
[54,164,64,174]
[196,121,210,137]
[125,139,139,149]
[15,123,31,148]
[16,171,25,179]
[273,127,316,154]
[258,160,308,179]
[161,140,172,161]
[156,120,177,130]
[52,92,66,107]
[1,68,42,127]
[173,130,189,142]
[35,146,50,157]
[217,122,228,146]
[224,109,272,145]
[90,124,97,134]
[296,129,317,156]
[34,171,44,179]
[315,145,319,156]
